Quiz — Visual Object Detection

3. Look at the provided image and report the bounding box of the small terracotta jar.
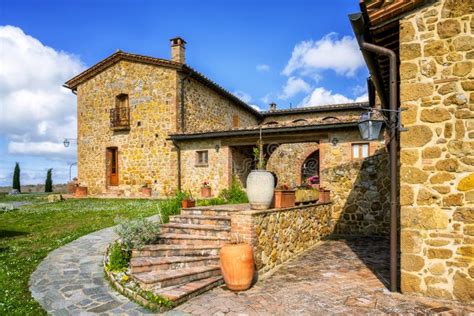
[220,243,254,291]
[181,199,196,208]
[201,186,212,198]
[75,186,88,197]
[141,187,152,197]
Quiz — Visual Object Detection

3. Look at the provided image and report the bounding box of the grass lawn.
[0,194,163,315]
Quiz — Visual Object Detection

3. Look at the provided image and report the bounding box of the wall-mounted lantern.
[215,144,220,153]
[63,138,77,148]
[358,111,384,141]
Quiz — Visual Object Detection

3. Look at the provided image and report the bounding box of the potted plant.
[273,183,296,208]
[181,190,196,208]
[318,187,331,203]
[295,183,319,204]
[75,185,88,197]
[201,181,212,198]
[307,175,320,189]
[220,234,254,291]
[140,183,152,197]
[246,129,275,210]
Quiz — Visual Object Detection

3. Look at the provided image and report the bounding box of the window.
[352,143,370,159]
[292,118,308,124]
[196,150,209,165]
[232,114,240,128]
[115,93,129,108]
[264,121,279,125]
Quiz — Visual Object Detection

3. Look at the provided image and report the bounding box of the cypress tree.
[45,168,53,193]
[12,162,21,192]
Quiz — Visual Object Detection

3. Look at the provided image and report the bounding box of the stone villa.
[65,0,473,304]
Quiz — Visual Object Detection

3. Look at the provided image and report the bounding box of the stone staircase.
[131,205,246,305]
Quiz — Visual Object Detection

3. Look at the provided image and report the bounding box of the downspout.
[172,140,182,192]
[350,13,399,292]
[179,71,192,133]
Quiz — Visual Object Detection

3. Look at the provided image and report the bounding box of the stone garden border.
[103,243,173,313]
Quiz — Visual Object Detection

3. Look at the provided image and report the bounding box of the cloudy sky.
[0,0,368,186]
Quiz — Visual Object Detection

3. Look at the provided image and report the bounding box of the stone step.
[160,223,231,237]
[133,265,221,289]
[181,207,240,217]
[170,214,231,227]
[133,244,220,258]
[157,233,230,247]
[131,256,220,273]
[154,276,224,305]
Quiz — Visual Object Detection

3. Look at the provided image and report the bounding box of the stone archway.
[266,142,319,187]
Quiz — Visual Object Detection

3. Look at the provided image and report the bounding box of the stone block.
[400,22,416,42]
[401,206,449,229]
[428,262,446,276]
[427,248,453,259]
[461,80,474,91]
[420,108,451,123]
[453,207,474,223]
[457,246,474,257]
[424,40,448,56]
[453,35,474,51]
[420,59,437,77]
[400,43,422,60]
[452,62,472,77]
[443,93,468,106]
[443,193,464,206]
[400,63,418,80]
[400,166,429,184]
[401,272,422,293]
[417,188,440,205]
[438,82,456,95]
[401,230,422,253]
[457,173,474,191]
[435,158,459,172]
[400,83,434,102]
[437,19,461,38]
[422,146,441,159]
[401,149,419,164]
[453,271,474,303]
[441,0,474,18]
[400,125,432,147]
[400,186,414,206]
[401,254,425,272]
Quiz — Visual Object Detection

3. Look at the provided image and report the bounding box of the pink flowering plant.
[202,181,210,188]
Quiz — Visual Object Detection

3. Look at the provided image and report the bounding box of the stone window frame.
[195,150,209,167]
[351,142,370,160]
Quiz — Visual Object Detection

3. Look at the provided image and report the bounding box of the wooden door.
[106,147,118,186]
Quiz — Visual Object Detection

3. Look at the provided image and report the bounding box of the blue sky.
[0,0,368,186]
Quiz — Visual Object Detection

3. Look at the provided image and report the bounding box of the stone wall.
[399,0,474,302]
[230,203,333,273]
[320,130,390,236]
[77,60,179,196]
[183,77,258,133]
[266,142,319,187]
[180,141,232,197]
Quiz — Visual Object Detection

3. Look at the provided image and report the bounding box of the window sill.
[195,164,209,168]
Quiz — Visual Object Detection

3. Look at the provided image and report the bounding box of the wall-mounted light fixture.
[63,138,77,148]
[331,137,339,146]
[215,144,220,152]
[358,107,407,141]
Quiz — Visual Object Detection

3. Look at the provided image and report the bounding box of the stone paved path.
[29,216,160,315]
[175,237,474,315]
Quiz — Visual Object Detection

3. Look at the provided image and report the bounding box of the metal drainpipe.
[172,140,182,192]
[361,41,399,292]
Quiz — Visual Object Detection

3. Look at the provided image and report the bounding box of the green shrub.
[107,241,131,272]
[158,191,185,223]
[45,168,53,192]
[115,218,160,250]
[12,162,21,192]
[197,197,227,206]
[218,175,248,204]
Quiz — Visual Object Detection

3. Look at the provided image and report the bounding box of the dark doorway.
[106,147,118,186]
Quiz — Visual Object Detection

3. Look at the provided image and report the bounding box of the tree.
[45,168,53,193]
[12,162,21,192]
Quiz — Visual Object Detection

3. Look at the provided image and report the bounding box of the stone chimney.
[170,37,186,64]
[269,102,277,112]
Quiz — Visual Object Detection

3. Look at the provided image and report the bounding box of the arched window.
[322,116,341,122]
[264,121,279,125]
[301,150,319,184]
[292,118,308,124]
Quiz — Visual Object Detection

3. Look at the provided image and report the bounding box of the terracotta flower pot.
[181,199,195,208]
[75,186,88,197]
[201,187,212,198]
[141,187,152,197]
[220,243,254,291]
[273,190,296,208]
[319,189,330,203]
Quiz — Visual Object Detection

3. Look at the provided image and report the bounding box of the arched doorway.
[301,150,319,185]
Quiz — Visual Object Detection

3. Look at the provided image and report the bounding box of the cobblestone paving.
[174,237,474,315]
[29,216,160,315]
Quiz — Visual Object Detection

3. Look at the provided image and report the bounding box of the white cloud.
[355,93,369,102]
[282,33,365,77]
[233,90,252,103]
[300,87,367,107]
[278,76,311,100]
[250,104,262,111]
[0,25,85,158]
[256,64,270,72]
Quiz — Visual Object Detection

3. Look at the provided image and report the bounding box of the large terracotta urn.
[246,170,274,210]
[220,243,254,291]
